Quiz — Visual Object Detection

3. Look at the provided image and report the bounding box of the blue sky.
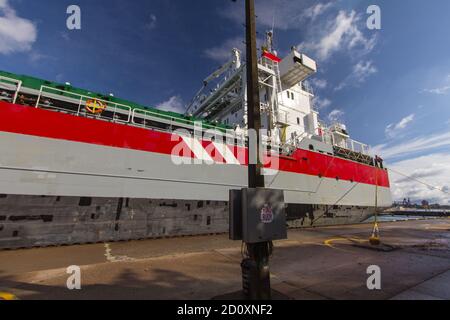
[0,0,449,203]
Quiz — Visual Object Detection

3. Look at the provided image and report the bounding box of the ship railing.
[318,128,370,155]
[33,85,247,146]
[301,81,314,96]
[36,85,133,123]
[346,139,369,155]
[338,138,369,156]
[276,110,289,126]
[131,108,233,133]
[132,108,183,130]
[131,107,245,145]
[0,75,22,104]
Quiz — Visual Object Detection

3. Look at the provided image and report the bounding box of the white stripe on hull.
[0,131,392,207]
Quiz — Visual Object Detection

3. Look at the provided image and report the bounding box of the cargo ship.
[0,35,391,249]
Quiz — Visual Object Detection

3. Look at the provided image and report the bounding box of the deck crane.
[185,48,243,118]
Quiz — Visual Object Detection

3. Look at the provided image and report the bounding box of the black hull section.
[0,195,375,249]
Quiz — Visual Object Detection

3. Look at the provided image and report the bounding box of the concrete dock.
[0,218,449,300]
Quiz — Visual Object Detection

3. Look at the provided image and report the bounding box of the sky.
[0,0,449,204]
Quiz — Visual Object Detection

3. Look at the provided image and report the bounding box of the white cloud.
[335,60,377,91]
[314,97,331,110]
[301,2,333,22]
[352,60,377,82]
[422,74,450,95]
[372,130,450,161]
[204,37,244,63]
[222,1,332,31]
[145,14,157,30]
[156,96,185,114]
[423,85,450,95]
[299,10,376,62]
[385,114,415,138]
[309,78,327,89]
[373,128,450,204]
[395,114,415,130]
[327,109,344,123]
[388,153,450,204]
[60,31,70,41]
[0,0,37,54]
[29,52,49,63]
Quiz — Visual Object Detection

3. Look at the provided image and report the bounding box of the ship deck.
[1,218,449,300]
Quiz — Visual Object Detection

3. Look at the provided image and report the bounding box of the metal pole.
[244,0,271,300]
[246,0,264,190]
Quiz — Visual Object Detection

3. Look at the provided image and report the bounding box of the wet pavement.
[0,218,449,300]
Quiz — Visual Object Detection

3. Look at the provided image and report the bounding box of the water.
[364,215,439,223]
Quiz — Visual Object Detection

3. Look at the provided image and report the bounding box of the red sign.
[262,51,282,63]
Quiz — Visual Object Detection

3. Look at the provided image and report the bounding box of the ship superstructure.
[187,33,373,165]
[0,37,391,249]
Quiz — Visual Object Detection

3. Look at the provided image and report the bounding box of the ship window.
[287,92,290,99]
[291,92,295,100]
[297,118,300,125]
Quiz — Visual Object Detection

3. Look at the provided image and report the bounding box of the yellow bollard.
[369,222,381,246]
[369,236,381,246]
